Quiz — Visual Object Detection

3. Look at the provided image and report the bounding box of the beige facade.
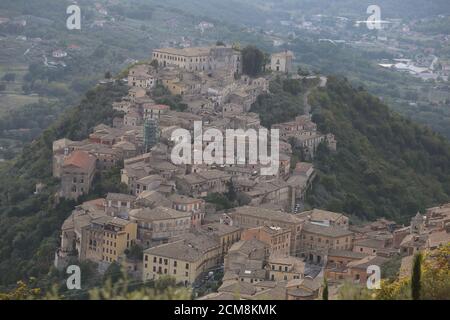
[60,150,96,200]
[268,256,305,282]
[57,202,137,266]
[270,51,294,73]
[129,206,191,247]
[201,223,242,258]
[169,194,205,228]
[128,64,156,89]
[231,206,303,256]
[152,46,241,74]
[299,222,354,264]
[98,217,137,263]
[143,233,220,285]
[241,226,291,257]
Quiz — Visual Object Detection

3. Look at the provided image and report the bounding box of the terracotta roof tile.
[63,150,96,170]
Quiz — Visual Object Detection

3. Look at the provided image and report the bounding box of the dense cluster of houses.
[52,44,449,300]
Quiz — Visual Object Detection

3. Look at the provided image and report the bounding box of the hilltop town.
[51,44,450,300]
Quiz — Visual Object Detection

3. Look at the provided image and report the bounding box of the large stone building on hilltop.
[152,46,241,74]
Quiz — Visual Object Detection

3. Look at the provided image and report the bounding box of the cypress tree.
[322,278,329,300]
[411,252,422,300]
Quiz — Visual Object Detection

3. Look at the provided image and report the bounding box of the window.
[185,263,189,269]
[174,261,177,267]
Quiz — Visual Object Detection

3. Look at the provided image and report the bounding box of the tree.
[322,278,329,300]
[150,59,159,70]
[377,244,450,300]
[297,67,310,76]
[126,244,143,260]
[216,41,225,46]
[241,45,265,77]
[104,71,112,79]
[226,181,237,202]
[0,280,41,300]
[103,262,123,283]
[282,79,302,95]
[411,252,422,300]
[262,52,270,72]
[2,73,16,82]
[337,281,373,300]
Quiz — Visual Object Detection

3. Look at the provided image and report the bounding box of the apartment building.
[129,206,191,247]
[241,225,291,257]
[60,150,96,200]
[231,206,304,256]
[299,222,354,264]
[143,233,221,285]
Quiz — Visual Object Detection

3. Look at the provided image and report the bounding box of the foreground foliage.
[376,244,450,300]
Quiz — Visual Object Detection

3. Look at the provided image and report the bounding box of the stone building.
[60,150,96,200]
[169,194,205,228]
[298,222,354,264]
[231,206,304,256]
[128,64,156,89]
[241,225,291,257]
[152,46,241,74]
[129,206,191,247]
[55,200,137,267]
[143,233,221,285]
[270,51,294,73]
[267,255,305,282]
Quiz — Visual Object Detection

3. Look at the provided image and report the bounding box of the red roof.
[63,150,96,170]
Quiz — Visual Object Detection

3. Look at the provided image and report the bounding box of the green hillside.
[0,82,127,288]
[306,77,450,223]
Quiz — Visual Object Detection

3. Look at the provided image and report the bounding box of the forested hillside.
[0,82,127,288]
[307,77,450,223]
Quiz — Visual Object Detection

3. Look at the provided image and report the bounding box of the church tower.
[410,212,425,234]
